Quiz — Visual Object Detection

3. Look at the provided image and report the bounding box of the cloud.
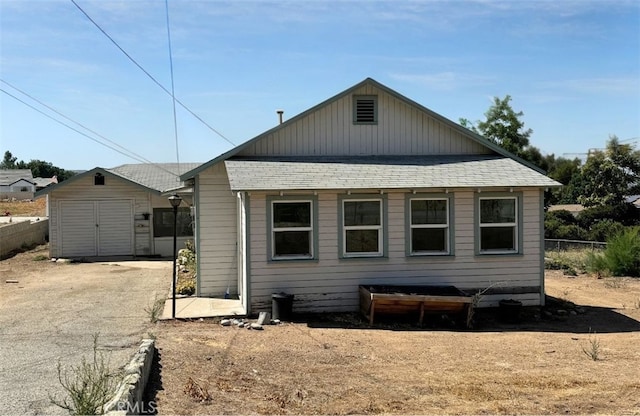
[389,71,495,91]
[539,77,640,96]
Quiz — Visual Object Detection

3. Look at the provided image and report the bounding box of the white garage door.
[59,200,133,257]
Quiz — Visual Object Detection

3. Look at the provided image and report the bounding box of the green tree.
[578,136,640,207]
[0,151,76,182]
[546,156,583,204]
[461,95,532,156]
[23,159,76,182]
[1,151,18,169]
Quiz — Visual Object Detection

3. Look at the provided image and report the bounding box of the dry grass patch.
[148,272,640,415]
[0,198,46,217]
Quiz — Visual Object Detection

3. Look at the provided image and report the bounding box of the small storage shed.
[35,163,199,258]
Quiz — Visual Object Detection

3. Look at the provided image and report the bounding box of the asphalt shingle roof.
[0,169,34,186]
[224,156,562,191]
[107,163,201,192]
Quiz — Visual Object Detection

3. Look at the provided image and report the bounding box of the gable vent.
[354,95,378,124]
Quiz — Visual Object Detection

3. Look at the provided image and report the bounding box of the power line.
[69,0,236,147]
[165,0,180,177]
[0,83,180,177]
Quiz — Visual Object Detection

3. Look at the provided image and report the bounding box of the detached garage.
[35,163,199,258]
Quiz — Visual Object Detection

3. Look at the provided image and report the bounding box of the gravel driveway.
[0,245,171,415]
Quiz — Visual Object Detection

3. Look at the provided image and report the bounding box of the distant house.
[33,176,58,190]
[0,169,36,200]
[625,195,640,209]
[179,78,561,314]
[547,204,586,217]
[35,163,199,258]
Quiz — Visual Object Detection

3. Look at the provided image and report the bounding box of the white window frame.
[409,197,450,255]
[342,198,383,258]
[478,196,518,254]
[271,199,314,260]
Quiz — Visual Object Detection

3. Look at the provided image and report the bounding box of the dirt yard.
[0,198,46,217]
[149,272,640,415]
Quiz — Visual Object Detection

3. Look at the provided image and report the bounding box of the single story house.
[33,175,58,190]
[180,78,561,314]
[35,163,199,258]
[547,204,586,217]
[0,169,36,200]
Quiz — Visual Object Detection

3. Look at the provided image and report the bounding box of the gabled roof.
[225,156,562,191]
[181,77,545,180]
[33,176,58,188]
[109,163,201,193]
[35,163,201,198]
[0,169,34,186]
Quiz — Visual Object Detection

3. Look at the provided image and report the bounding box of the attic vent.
[94,173,105,186]
[353,95,378,124]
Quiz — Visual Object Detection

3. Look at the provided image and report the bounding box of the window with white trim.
[271,200,313,259]
[410,198,450,255]
[479,196,517,253]
[342,199,383,257]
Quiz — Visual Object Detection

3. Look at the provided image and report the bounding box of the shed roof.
[108,163,201,193]
[35,163,201,198]
[224,156,562,191]
[0,169,34,186]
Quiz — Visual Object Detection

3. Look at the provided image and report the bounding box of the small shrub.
[144,294,166,323]
[33,254,49,261]
[588,219,624,242]
[176,241,196,296]
[49,334,117,415]
[588,227,640,277]
[184,377,212,402]
[554,224,589,241]
[176,277,196,296]
[545,250,591,275]
[581,331,602,361]
[546,209,579,225]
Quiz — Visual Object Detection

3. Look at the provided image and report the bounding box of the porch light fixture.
[169,193,183,319]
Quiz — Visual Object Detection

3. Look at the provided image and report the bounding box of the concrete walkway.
[161,297,245,320]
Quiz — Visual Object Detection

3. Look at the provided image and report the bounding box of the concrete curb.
[104,339,155,415]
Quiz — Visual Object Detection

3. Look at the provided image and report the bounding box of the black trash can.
[499,299,523,323]
[272,292,294,321]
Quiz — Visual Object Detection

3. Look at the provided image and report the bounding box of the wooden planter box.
[359,285,473,327]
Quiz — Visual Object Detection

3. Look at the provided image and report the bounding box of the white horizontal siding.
[49,173,152,257]
[196,163,238,297]
[247,189,543,313]
[238,84,491,158]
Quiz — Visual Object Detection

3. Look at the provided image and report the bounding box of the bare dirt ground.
[0,198,47,217]
[150,271,640,415]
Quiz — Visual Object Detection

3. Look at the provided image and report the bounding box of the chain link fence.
[545,238,607,252]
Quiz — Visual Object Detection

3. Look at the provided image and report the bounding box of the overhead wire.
[69,0,236,147]
[0,82,180,177]
[164,0,181,178]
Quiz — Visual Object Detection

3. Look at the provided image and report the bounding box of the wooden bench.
[359,285,473,328]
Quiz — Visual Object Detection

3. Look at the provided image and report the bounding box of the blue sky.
[1,0,639,170]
